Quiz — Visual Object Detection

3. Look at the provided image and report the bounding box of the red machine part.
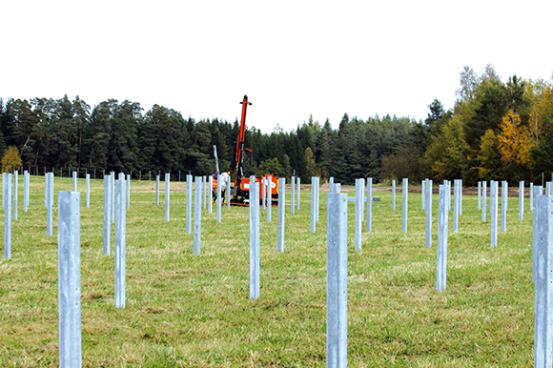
[240,175,279,196]
[233,95,251,190]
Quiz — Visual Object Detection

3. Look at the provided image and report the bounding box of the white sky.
[1,0,552,132]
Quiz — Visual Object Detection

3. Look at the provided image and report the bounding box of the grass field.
[0,177,535,367]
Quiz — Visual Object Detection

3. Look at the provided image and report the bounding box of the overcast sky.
[1,0,552,132]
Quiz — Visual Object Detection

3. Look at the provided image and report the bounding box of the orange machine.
[236,174,279,206]
[228,95,278,206]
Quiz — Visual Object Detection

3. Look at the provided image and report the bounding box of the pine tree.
[280,154,292,179]
[315,120,332,180]
[109,100,140,172]
[85,100,115,170]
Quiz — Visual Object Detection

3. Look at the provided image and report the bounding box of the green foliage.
[257,158,282,176]
[314,120,332,178]
[529,83,553,178]
[419,65,553,183]
[381,145,422,181]
[304,147,319,177]
[0,130,6,158]
[463,77,509,151]
[478,129,502,179]
[424,116,469,180]
[279,154,292,179]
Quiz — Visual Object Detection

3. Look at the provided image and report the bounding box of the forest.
[1,65,552,184]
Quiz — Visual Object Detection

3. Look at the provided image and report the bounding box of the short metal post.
[203,176,207,209]
[4,173,12,259]
[277,177,286,252]
[490,181,498,247]
[436,184,448,292]
[453,179,460,233]
[249,181,260,300]
[291,175,296,215]
[501,180,508,233]
[311,176,316,233]
[354,178,364,252]
[402,178,408,234]
[85,174,90,208]
[72,171,77,192]
[194,176,202,256]
[47,173,54,237]
[267,175,272,222]
[186,174,193,234]
[459,179,463,216]
[533,185,543,284]
[110,172,115,224]
[366,177,373,234]
[482,181,487,223]
[115,174,126,308]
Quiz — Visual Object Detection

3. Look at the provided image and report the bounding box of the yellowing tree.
[528,83,553,144]
[424,115,469,180]
[1,146,22,173]
[478,129,501,179]
[497,111,533,168]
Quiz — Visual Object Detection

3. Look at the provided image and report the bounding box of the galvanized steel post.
[58,191,82,367]
[326,191,348,368]
[277,177,286,252]
[194,176,202,256]
[115,174,126,309]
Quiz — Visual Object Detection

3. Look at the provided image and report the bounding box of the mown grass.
[0,177,534,367]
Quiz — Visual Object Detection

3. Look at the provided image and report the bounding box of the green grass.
[0,177,534,367]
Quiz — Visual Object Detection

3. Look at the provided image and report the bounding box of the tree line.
[1,65,552,184]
